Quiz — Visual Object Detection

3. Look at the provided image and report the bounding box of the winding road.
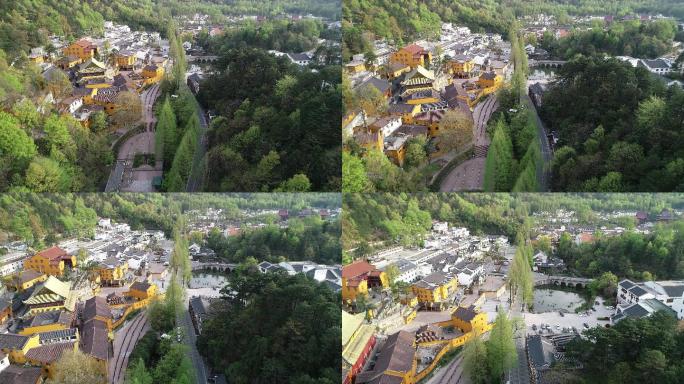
[439,95,499,191]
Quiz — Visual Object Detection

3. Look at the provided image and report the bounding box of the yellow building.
[384,134,409,166]
[345,60,366,73]
[97,258,128,286]
[19,311,73,336]
[8,270,48,292]
[58,55,82,70]
[23,276,74,315]
[450,305,489,334]
[62,39,97,61]
[23,246,76,277]
[404,90,440,105]
[449,57,475,78]
[477,71,503,91]
[342,260,388,303]
[355,130,384,153]
[390,44,431,69]
[385,62,411,80]
[388,103,422,123]
[411,272,458,304]
[25,341,77,379]
[142,64,164,85]
[0,333,40,364]
[126,281,158,301]
[413,110,446,138]
[400,66,435,96]
[116,51,137,70]
[90,87,126,115]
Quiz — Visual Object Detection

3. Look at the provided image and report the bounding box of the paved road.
[175,274,209,384]
[109,312,149,384]
[522,93,552,191]
[439,95,498,192]
[105,83,162,192]
[186,98,208,192]
[506,299,531,384]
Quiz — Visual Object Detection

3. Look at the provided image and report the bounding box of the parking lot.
[523,296,613,335]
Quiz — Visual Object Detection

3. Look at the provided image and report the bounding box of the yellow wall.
[98,262,128,284]
[411,277,457,303]
[117,55,136,68]
[390,48,431,69]
[19,322,69,336]
[477,74,503,90]
[449,60,474,77]
[63,43,95,61]
[24,256,65,277]
[345,62,366,73]
[1,334,40,364]
[127,284,158,301]
[386,146,406,166]
[452,312,489,334]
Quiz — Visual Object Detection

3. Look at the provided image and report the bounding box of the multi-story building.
[23,277,74,315]
[97,257,128,286]
[411,272,457,304]
[23,247,76,277]
[450,305,489,334]
[390,44,432,69]
[62,39,98,61]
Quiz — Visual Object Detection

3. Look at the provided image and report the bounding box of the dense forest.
[555,222,684,280]
[342,0,684,59]
[205,215,341,265]
[197,46,341,191]
[197,270,340,384]
[540,56,684,191]
[542,19,680,59]
[0,192,340,248]
[0,0,339,59]
[342,193,684,255]
[559,311,684,384]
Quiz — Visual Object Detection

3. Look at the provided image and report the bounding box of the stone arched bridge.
[535,274,594,289]
[528,60,567,68]
[191,261,237,273]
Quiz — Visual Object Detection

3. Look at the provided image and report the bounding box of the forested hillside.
[540,57,684,191]
[342,193,684,252]
[342,0,684,58]
[0,0,340,58]
[0,192,340,247]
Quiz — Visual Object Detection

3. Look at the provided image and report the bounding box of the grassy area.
[133,153,156,168]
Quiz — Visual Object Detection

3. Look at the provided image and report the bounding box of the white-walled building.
[613,279,684,323]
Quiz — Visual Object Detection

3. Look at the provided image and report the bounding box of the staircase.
[474,145,489,158]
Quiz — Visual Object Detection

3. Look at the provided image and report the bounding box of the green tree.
[463,332,489,384]
[126,358,154,384]
[275,173,311,192]
[486,308,517,381]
